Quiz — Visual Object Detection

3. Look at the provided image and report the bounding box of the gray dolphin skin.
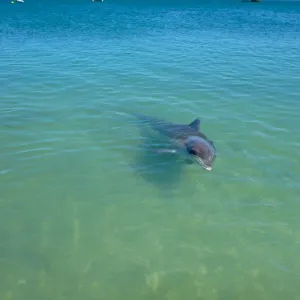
[133,113,216,171]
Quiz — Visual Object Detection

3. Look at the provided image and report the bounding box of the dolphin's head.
[184,136,216,171]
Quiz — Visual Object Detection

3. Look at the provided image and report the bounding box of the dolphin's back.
[132,113,208,141]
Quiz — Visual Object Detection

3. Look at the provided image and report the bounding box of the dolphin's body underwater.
[132,113,216,171]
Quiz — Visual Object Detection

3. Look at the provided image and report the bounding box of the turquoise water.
[1,0,300,299]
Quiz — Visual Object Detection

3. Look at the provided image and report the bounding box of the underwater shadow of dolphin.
[131,125,187,190]
[132,131,185,189]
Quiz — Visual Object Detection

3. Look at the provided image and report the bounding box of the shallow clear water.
[1,0,300,299]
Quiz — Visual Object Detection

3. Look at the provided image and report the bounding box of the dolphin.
[132,113,216,171]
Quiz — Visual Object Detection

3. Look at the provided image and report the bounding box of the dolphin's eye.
[189,149,197,155]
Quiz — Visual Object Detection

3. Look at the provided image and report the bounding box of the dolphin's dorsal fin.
[189,118,200,131]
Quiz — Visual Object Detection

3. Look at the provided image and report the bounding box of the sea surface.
[1,0,300,299]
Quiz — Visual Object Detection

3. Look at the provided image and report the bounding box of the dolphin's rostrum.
[132,113,216,171]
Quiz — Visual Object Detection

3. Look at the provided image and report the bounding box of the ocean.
[1,0,300,299]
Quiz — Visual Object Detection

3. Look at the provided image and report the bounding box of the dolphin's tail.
[130,112,161,123]
[113,110,144,120]
[115,110,164,126]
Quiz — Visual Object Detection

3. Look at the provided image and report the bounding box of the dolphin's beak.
[194,156,212,171]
